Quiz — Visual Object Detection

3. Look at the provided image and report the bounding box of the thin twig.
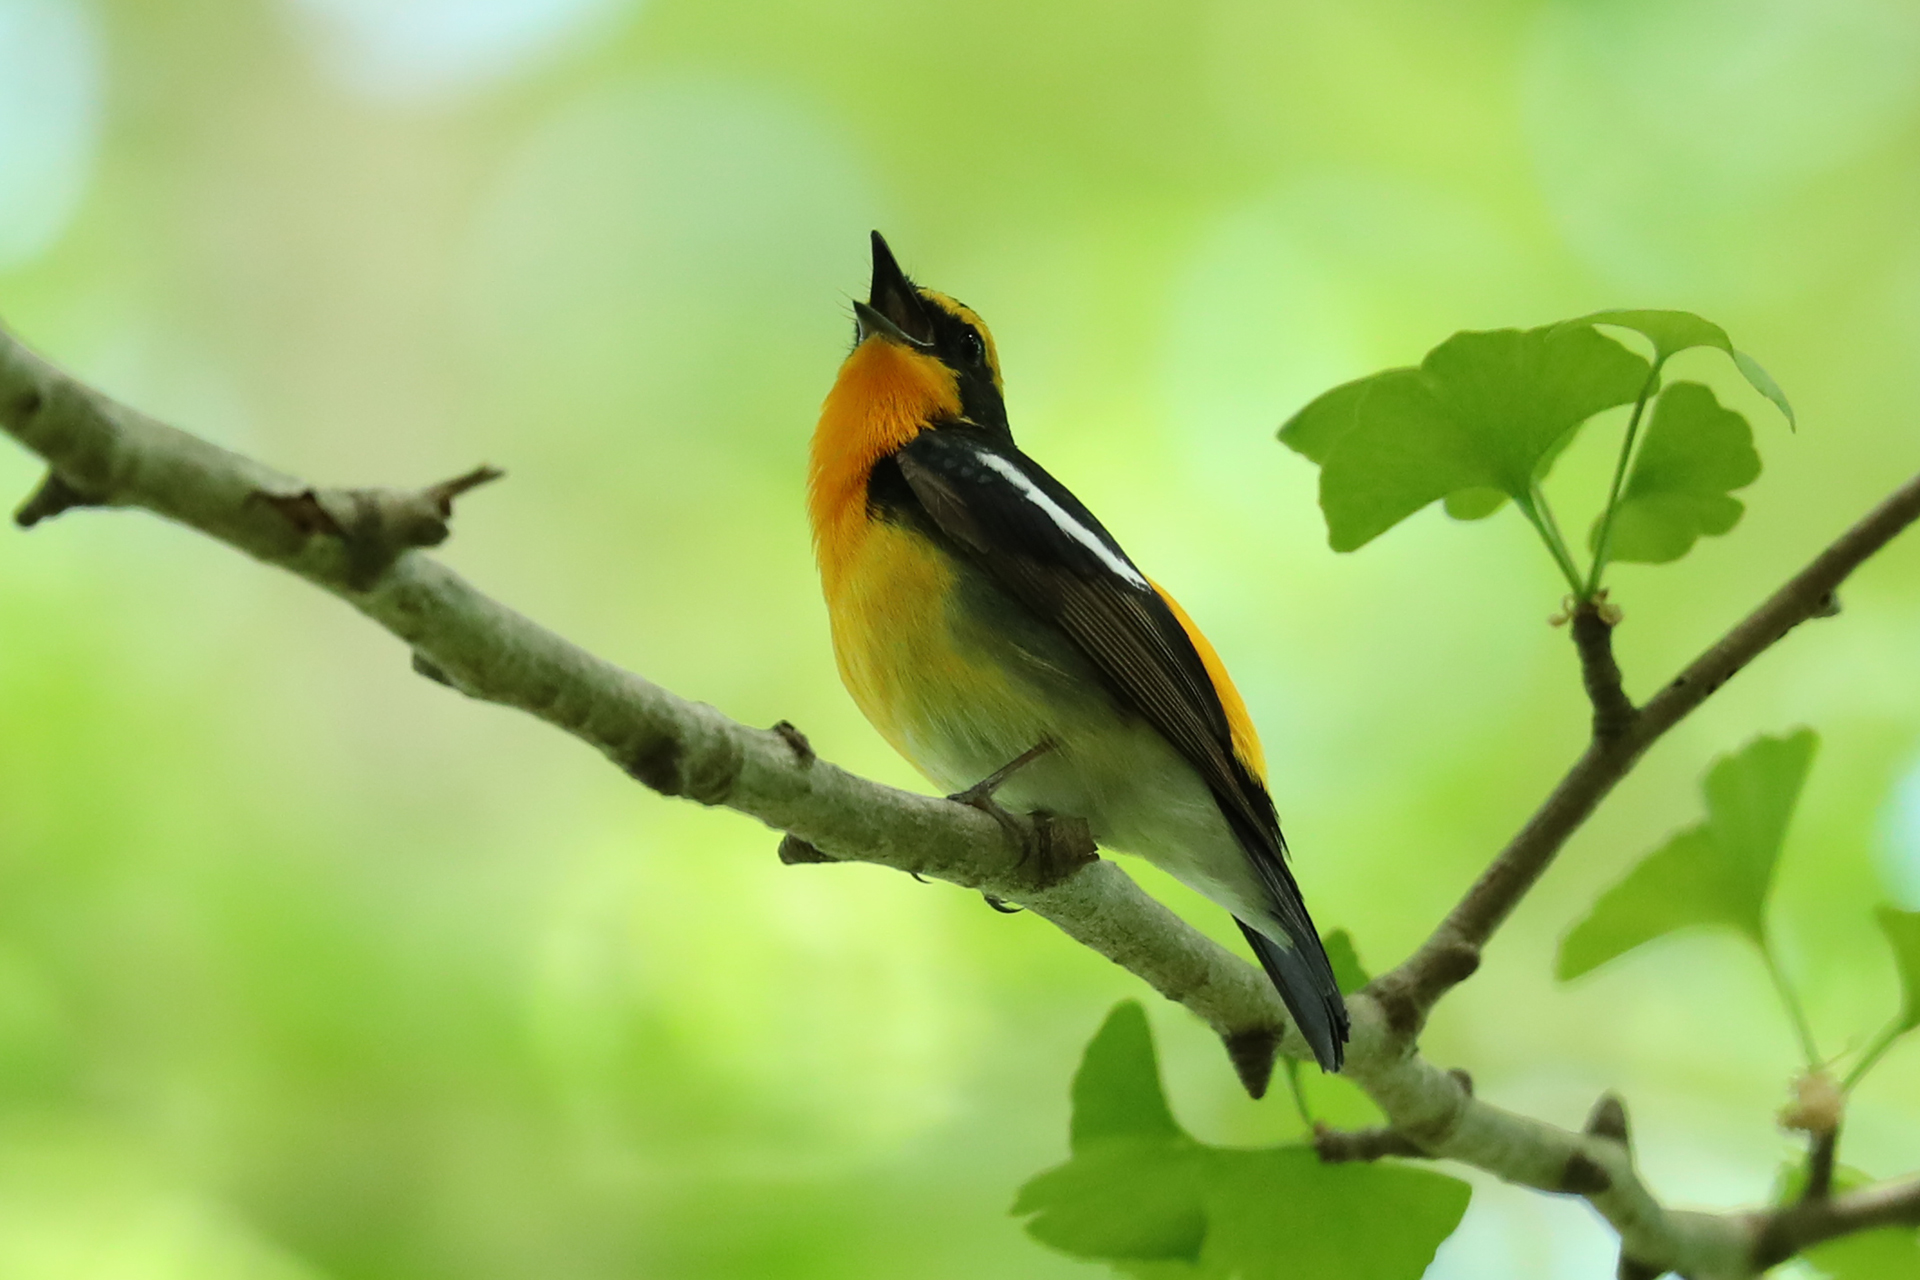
[1571,598,1636,742]
[1752,1175,1920,1270]
[1803,1126,1839,1203]
[1388,468,1920,1016]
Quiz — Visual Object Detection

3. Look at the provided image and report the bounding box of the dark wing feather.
[890,429,1347,1068]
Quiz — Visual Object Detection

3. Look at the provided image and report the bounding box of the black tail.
[1237,920,1349,1073]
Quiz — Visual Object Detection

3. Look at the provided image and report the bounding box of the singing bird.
[806,233,1348,1071]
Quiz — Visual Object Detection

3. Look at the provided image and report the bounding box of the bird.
[805,232,1348,1072]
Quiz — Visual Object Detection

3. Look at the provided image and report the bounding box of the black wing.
[884,427,1347,1070]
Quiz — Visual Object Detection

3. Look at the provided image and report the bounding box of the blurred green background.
[3,0,1920,1275]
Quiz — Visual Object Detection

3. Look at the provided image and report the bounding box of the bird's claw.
[946,739,1094,892]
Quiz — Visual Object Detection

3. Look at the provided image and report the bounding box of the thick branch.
[1388,470,1920,1014]
[4,321,1914,1278]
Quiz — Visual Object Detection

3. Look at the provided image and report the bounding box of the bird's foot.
[947,738,1055,859]
[945,739,1094,896]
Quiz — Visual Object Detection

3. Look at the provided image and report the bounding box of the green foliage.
[1280,308,1791,594]
[1322,928,1372,996]
[1592,382,1760,564]
[1580,309,1796,426]
[1559,731,1816,979]
[1775,1164,1920,1279]
[1279,325,1648,552]
[1016,1003,1470,1279]
[1876,906,1920,1035]
[1070,1001,1188,1148]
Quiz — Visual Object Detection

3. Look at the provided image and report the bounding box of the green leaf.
[1018,1002,1470,1278]
[1591,381,1760,565]
[1581,308,1733,363]
[1442,486,1507,520]
[1322,928,1371,996]
[1070,1001,1184,1149]
[1278,375,1374,464]
[1806,1226,1920,1280]
[1734,349,1797,429]
[1203,1149,1470,1280]
[1875,906,1920,1034]
[1775,1163,1920,1279]
[1017,1142,1209,1263]
[1558,730,1817,979]
[1582,308,1795,426]
[1279,326,1649,551]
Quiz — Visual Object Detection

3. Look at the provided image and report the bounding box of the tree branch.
[0,324,1308,1063]
[1752,1175,1920,1270]
[1571,595,1635,742]
[4,320,1914,1278]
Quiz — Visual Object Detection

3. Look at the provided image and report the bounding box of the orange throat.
[807,337,961,589]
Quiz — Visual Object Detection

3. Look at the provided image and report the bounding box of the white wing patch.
[974,450,1150,590]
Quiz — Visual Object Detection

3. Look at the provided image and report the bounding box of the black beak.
[856,231,934,347]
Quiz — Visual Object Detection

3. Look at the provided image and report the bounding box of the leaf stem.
[1586,367,1663,598]
[1517,487,1587,595]
[1840,1019,1907,1093]
[1762,937,1822,1069]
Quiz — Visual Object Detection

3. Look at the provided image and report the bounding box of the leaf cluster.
[1280,309,1789,594]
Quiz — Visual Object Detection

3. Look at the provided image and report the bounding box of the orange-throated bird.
[807,233,1348,1071]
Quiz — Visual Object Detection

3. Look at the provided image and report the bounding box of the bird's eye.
[962,329,986,367]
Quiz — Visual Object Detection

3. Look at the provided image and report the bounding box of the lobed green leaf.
[1017,1142,1209,1263]
[1441,486,1506,520]
[1580,308,1795,426]
[1281,309,1792,559]
[1200,1148,1470,1280]
[1280,326,1649,551]
[1018,1002,1469,1278]
[1594,381,1760,564]
[1070,1000,1185,1149]
[1558,730,1816,979]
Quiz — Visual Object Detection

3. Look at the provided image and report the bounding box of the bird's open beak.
[856,231,934,348]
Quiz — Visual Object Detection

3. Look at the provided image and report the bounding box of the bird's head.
[847,231,1007,434]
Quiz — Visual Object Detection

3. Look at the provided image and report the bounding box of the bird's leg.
[954,743,1049,914]
[946,739,1094,909]
[947,737,1058,841]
